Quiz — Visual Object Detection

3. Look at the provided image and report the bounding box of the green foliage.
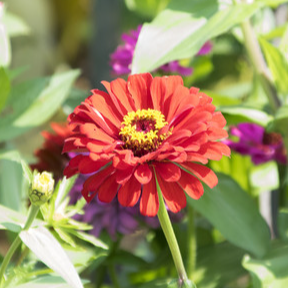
[242,241,288,287]
[259,37,288,100]
[187,173,271,258]
[0,70,80,142]
[132,0,263,73]
[0,67,10,113]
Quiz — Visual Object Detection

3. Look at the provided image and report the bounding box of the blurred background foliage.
[0,0,288,287]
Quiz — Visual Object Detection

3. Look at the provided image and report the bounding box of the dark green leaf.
[187,173,270,257]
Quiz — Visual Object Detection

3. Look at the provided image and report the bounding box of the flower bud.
[29,171,54,206]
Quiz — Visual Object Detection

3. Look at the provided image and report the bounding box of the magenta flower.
[225,123,286,165]
[110,25,212,76]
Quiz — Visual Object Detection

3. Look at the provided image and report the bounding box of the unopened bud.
[29,172,54,206]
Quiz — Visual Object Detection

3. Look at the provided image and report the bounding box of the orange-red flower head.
[63,73,230,216]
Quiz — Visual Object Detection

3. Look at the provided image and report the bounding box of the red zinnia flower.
[31,123,73,180]
[63,73,230,217]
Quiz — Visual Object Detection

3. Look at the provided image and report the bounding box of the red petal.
[150,77,166,111]
[155,162,181,182]
[81,165,114,203]
[89,89,122,127]
[110,78,136,113]
[116,166,134,185]
[197,142,231,160]
[178,169,204,199]
[118,175,141,207]
[127,73,153,109]
[181,162,218,189]
[156,171,186,213]
[140,175,159,216]
[78,156,110,174]
[134,163,152,184]
[97,173,119,203]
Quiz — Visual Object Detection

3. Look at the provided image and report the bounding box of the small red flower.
[31,123,72,180]
[63,73,230,216]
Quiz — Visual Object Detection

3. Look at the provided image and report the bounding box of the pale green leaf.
[220,106,273,126]
[187,173,270,257]
[20,226,83,288]
[2,12,30,37]
[250,161,279,196]
[0,204,43,232]
[0,70,80,141]
[242,241,288,287]
[14,276,88,288]
[132,0,263,73]
[259,37,288,98]
[69,230,109,250]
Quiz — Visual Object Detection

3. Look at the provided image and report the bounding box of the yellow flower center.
[119,109,171,156]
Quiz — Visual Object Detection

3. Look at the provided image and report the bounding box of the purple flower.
[110,25,212,76]
[224,123,287,165]
[69,176,184,240]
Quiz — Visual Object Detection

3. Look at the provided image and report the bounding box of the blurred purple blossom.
[69,175,184,240]
[110,25,212,76]
[224,123,287,165]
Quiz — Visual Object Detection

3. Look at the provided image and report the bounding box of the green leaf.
[13,276,88,288]
[124,0,170,19]
[250,161,279,196]
[256,0,288,8]
[132,0,263,73]
[267,105,288,135]
[0,159,23,210]
[242,241,288,287]
[278,209,288,240]
[0,67,10,112]
[2,12,30,37]
[220,105,273,126]
[0,70,80,141]
[194,242,246,288]
[69,230,109,250]
[0,204,43,232]
[19,226,83,288]
[259,37,288,98]
[187,173,270,257]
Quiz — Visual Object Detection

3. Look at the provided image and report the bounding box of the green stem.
[187,206,196,280]
[107,264,121,288]
[239,2,281,111]
[155,173,188,283]
[0,205,39,287]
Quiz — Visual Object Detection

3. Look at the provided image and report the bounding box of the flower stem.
[239,1,281,112]
[107,264,121,288]
[187,206,196,280]
[155,175,188,283]
[0,205,39,287]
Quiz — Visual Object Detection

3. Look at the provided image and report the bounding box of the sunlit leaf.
[250,161,279,196]
[0,204,43,232]
[20,226,83,288]
[0,70,80,141]
[242,241,288,287]
[220,106,273,126]
[259,37,288,100]
[132,0,263,73]
[2,12,30,37]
